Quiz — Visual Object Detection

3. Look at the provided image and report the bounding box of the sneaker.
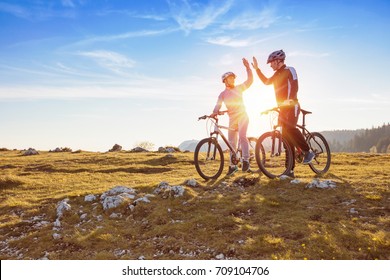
[242,160,251,172]
[303,151,315,164]
[227,165,238,176]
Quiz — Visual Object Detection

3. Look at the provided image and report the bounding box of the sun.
[243,85,276,137]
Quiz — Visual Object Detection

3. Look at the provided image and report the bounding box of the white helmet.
[221,71,236,83]
[267,50,286,63]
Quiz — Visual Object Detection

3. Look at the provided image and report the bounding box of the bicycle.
[194,111,257,180]
[255,107,331,179]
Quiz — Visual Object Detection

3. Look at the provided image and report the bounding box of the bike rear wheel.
[307,132,331,174]
[255,131,293,179]
[194,137,224,180]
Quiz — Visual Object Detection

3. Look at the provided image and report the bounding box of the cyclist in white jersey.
[211,58,253,175]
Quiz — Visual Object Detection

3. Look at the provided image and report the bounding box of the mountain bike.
[194,111,257,180]
[255,107,331,179]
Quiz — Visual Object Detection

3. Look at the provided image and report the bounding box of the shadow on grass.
[21,164,173,175]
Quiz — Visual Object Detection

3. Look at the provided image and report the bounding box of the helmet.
[267,50,286,63]
[221,71,236,83]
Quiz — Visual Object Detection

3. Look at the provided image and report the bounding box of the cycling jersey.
[212,67,253,163]
[255,63,309,169]
[255,64,298,105]
[213,68,253,117]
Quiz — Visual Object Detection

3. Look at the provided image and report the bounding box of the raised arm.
[237,58,253,91]
[252,56,272,85]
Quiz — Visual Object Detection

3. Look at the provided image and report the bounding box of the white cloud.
[0,2,77,20]
[222,6,278,30]
[205,32,285,48]
[77,50,136,73]
[71,28,177,47]
[205,36,252,47]
[0,3,30,18]
[61,0,75,8]
[168,0,234,34]
[97,9,168,21]
[0,75,214,101]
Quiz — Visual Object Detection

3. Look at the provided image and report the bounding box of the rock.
[279,175,290,180]
[100,186,137,210]
[56,199,71,218]
[52,233,62,240]
[100,186,136,200]
[166,147,176,153]
[131,147,148,152]
[171,186,185,197]
[158,147,179,153]
[306,179,336,189]
[109,213,122,219]
[101,194,133,210]
[85,194,97,202]
[154,182,185,198]
[23,148,39,156]
[349,208,359,214]
[53,219,61,228]
[185,179,197,187]
[134,196,151,204]
[109,144,122,152]
[215,253,225,260]
[50,147,72,152]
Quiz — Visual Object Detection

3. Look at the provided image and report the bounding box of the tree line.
[324,123,390,153]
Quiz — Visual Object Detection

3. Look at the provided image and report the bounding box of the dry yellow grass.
[0,150,389,260]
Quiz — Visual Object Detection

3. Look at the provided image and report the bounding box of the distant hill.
[178,139,228,152]
[178,140,199,152]
[320,129,365,144]
[322,124,390,153]
[180,124,390,153]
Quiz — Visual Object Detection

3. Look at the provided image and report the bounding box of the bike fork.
[208,135,218,160]
[271,131,282,157]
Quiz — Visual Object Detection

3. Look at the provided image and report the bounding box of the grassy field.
[0,150,389,260]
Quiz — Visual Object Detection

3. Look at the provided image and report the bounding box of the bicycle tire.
[194,137,224,180]
[255,131,294,179]
[307,132,331,174]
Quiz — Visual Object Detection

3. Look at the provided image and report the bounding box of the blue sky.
[0,0,389,151]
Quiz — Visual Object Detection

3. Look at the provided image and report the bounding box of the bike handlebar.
[261,107,312,115]
[198,110,228,121]
[261,107,279,115]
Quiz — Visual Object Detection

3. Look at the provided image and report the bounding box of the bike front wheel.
[255,131,293,179]
[194,137,224,180]
[307,132,331,174]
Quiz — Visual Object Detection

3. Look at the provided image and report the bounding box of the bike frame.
[208,117,239,156]
[266,107,326,160]
[297,115,326,157]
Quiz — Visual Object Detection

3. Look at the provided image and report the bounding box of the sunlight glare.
[244,83,276,137]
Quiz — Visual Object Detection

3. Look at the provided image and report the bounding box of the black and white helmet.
[221,71,236,83]
[267,50,286,63]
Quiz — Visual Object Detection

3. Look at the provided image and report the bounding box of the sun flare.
[244,85,276,137]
